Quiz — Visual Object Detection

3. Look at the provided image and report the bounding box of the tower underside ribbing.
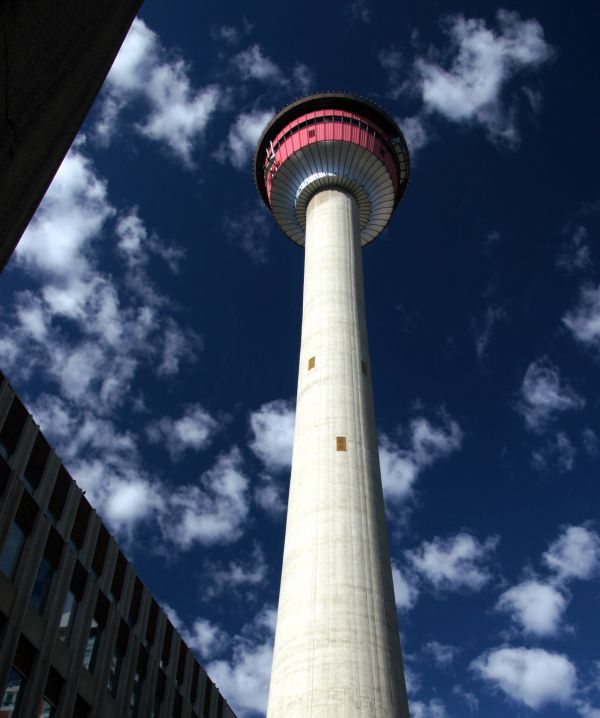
[266,189,409,717]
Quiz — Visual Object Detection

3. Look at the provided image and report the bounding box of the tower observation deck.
[255,92,411,717]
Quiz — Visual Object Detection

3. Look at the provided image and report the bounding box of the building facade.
[255,93,411,717]
[0,371,237,718]
[0,0,144,272]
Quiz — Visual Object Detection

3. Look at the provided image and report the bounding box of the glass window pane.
[1,666,25,716]
[83,619,100,672]
[129,673,142,718]
[107,651,122,696]
[58,591,77,642]
[0,522,26,579]
[38,698,56,718]
[30,557,53,612]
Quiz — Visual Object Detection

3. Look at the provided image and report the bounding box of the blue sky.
[2,1,600,716]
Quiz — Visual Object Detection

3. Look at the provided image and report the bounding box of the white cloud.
[292,63,313,93]
[410,699,448,718]
[415,10,552,145]
[184,618,230,660]
[543,525,600,582]
[0,123,256,555]
[163,448,250,548]
[207,606,276,718]
[15,139,115,280]
[98,18,220,166]
[453,685,479,712]
[146,404,219,460]
[397,115,430,155]
[379,414,462,503]
[496,580,569,636]
[249,399,295,472]
[407,532,498,591]
[3,142,197,414]
[116,207,185,272]
[472,647,577,709]
[578,701,600,718]
[583,428,599,457]
[231,44,313,93]
[345,0,371,24]
[531,431,576,473]
[27,392,162,535]
[379,46,404,98]
[391,563,420,611]
[233,44,285,84]
[158,319,200,377]
[403,663,422,695]
[223,203,271,265]
[422,641,460,667]
[254,475,287,517]
[474,305,506,361]
[557,226,592,273]
[563,284,600,350]
[215,109,274,169]
[162,605,229,661]
[202,544,269,600]
[211,24,241,45]
[518,357,584,432]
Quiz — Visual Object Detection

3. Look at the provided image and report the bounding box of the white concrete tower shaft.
[266,188,409,717]
[255,93,411,718]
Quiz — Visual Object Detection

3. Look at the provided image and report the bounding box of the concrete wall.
[266,189,409,717]
[0,0,143,272]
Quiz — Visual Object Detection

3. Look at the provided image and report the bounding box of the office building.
[0,0,143,271]
[0,371,236,718]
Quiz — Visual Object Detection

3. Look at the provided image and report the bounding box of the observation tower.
[255,92,411,717]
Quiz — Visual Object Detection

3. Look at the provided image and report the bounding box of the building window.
[107,649,123,697]
[41,667,63,718]
[129,672,143,717]
[82,618,100,671]
[152,670,166,718]
[0,666,26,716]
[173,691,182,718]
[92,525,109,576]
[111,551,127,602]
[58,590,77,642]
[31,528,62,613]
[84,591,108,672]
[128,577,143,626]
[73,695,90,718]
[190,661,200,704]
[0,521,26,579]
[308,356,316,370]
[336,436,347,451]
[202,678,213,718]
[361,360,367,375]
[48,468,70,522]
[176,642,187,687]
[108,619,129,696]
[38,698,56,717]
[69,496,91,550]
[145,598,158,647]
[30,556,54,613]
[24,432,50,491]
[0,396,27,458]
[161,621,173,669]
[0,455,11,496]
